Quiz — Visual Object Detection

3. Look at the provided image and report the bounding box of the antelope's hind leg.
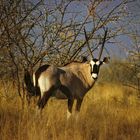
[37,86,56,109]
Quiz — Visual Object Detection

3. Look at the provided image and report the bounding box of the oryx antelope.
[24,28,109,118]
[24,57,109,118]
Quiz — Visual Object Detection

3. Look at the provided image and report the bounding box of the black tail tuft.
[24,70,35,96]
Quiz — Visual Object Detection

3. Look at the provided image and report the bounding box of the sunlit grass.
[0,82,140,140]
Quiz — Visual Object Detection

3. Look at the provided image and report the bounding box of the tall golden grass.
[0,81,140,140]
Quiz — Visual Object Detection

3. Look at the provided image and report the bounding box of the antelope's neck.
[80,63,95,88]
[62,62,95,88]
[68,63,95,88]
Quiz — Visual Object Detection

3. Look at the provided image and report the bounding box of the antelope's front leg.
[67,98,74,119]
[74,98,83,121]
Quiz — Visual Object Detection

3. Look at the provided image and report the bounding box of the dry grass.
[0,82,140,140]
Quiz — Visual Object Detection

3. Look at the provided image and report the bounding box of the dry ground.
[0,82,140,140]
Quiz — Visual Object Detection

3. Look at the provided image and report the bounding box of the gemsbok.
[24,56,109,118]
[24,29,109,118]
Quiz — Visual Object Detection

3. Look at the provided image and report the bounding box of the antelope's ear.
[81,56,88,62]
[103,57,110,64]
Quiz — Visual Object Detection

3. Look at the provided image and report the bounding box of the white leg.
[67,109,72,120]
[75,111,79,122]
[35,106,42,118]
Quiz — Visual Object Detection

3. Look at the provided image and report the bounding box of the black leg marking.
[68,98,74,113]
[37,86,56,109]
[59,85,74,114]
[76,99,83,112]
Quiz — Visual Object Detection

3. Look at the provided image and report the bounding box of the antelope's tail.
[24,70,36,96]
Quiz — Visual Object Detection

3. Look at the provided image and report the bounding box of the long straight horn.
[84,27,94,59]
[98,28,108,60]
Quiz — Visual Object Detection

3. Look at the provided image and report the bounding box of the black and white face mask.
[90,57,109,80]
